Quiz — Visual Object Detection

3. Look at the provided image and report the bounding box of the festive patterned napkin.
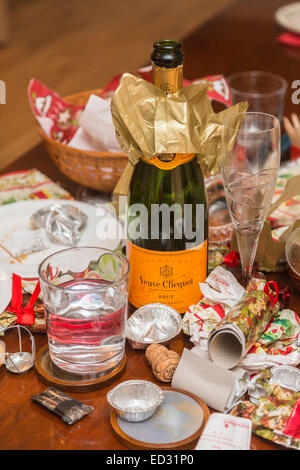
[0,169,72,205]
[28,79,84,144]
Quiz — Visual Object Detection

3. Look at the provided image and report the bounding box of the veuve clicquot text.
[127,39,208,313]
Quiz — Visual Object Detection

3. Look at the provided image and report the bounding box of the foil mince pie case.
[126,303,182,349]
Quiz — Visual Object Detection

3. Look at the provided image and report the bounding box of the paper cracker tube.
[208,277,279,369]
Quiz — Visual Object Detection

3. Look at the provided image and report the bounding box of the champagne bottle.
[127,39,208,313]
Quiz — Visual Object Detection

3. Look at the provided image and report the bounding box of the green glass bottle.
[127,39,208,313]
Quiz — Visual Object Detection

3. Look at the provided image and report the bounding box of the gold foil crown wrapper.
[111,73,247,194]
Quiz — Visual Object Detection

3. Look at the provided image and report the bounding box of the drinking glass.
[221,112,280,283]
[39,247,129,375]
[227,71,287,122]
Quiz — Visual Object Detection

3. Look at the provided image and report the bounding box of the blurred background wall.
[0,0,234,169]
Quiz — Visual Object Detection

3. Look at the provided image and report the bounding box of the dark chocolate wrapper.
[32,387,94,424]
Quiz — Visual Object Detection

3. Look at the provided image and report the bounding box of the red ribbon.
[277,32,300,49]
[290,145,300,161]
[224,251,240,267]
[264,280,279,307]
[6,274,41,326]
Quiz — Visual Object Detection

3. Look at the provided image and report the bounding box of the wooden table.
[1,0,300,451]
[183,0,300,119]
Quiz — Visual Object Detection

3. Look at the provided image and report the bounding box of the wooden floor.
[0,0,234,170]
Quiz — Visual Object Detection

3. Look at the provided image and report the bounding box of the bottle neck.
[152,63,183,95]
[147,47,190,169]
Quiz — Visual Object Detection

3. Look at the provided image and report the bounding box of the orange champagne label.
[127,239,207,313]
[141,153,195,170]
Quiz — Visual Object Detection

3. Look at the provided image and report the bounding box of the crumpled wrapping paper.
[240,309,300,372]
[186,304,300,373]
[111,73,247,194]
[184,267,300,372]
[183,266,243,349]
[182,266,242,339]
[231,379,300,450]
[199,266,245,308]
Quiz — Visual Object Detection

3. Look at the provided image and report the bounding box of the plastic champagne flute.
[221,112,280,284]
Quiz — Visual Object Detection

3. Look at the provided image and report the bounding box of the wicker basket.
[37,89,128,193]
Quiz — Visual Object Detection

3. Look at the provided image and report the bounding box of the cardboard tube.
[208,331,243,369]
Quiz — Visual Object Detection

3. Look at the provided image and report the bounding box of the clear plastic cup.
[227,71,287,121]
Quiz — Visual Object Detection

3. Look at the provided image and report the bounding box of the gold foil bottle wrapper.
[111,73,247,195]
[152,64,183,94]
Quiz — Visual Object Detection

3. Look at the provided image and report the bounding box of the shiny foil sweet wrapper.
[30,204,87,246]
[270,366,300,392]
[249,366,300,401]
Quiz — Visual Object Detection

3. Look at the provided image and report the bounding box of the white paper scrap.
[196,413,252,450]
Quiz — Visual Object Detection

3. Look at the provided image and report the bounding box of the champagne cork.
[146,343,180,383]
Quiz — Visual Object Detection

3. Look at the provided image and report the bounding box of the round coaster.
[110,387,210,450]
[35,343,126,392]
